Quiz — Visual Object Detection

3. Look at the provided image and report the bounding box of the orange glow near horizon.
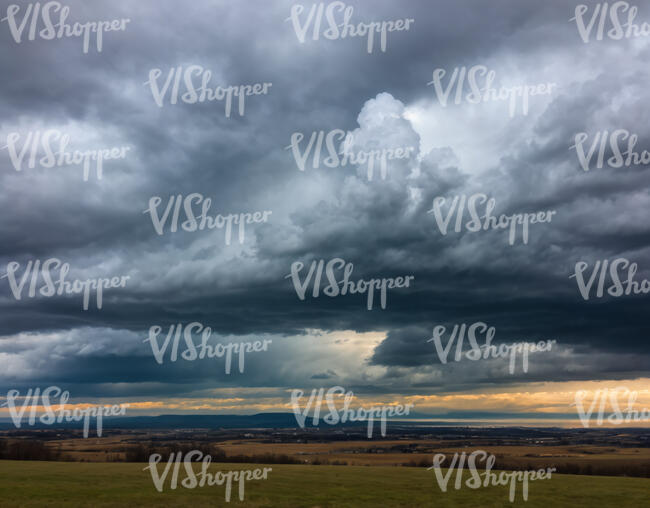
[1,378,648,428]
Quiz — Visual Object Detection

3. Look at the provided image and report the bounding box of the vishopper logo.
[0,258,130,310]
[571,129,650,172]
[429,451,556,503]
[286,129,416,181]
[2,130,131,181]
[286,1,414,54]
[572,388,650,427]
[143,193,272,244]
[0,387,129,438]
[286,258,415,310]
[427,65,556,117]
[570,258,650,300]
[2,2,130,53]
[290,386,414,438]
[144,65,272,117]
[428,194,557,246]
[571,2,650,43]
[428,322,557,375]
[145,322,272,374]
[144,451,272,499]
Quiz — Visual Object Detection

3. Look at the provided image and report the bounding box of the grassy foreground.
[0,460,648,507]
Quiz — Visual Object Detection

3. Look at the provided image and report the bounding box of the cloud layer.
[0,0,649,412]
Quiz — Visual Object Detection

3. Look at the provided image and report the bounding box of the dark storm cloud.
[0,0,649,399]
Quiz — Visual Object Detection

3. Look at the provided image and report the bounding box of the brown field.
[42,434,650,471]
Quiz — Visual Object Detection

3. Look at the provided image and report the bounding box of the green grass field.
[0,460,648,507]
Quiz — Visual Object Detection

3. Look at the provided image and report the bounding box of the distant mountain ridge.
[0,410,582,430]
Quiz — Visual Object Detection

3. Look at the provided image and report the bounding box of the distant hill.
[0,412,367,430]
[0,410,602,431]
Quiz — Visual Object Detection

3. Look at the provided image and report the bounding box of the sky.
[0,0,649,426]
